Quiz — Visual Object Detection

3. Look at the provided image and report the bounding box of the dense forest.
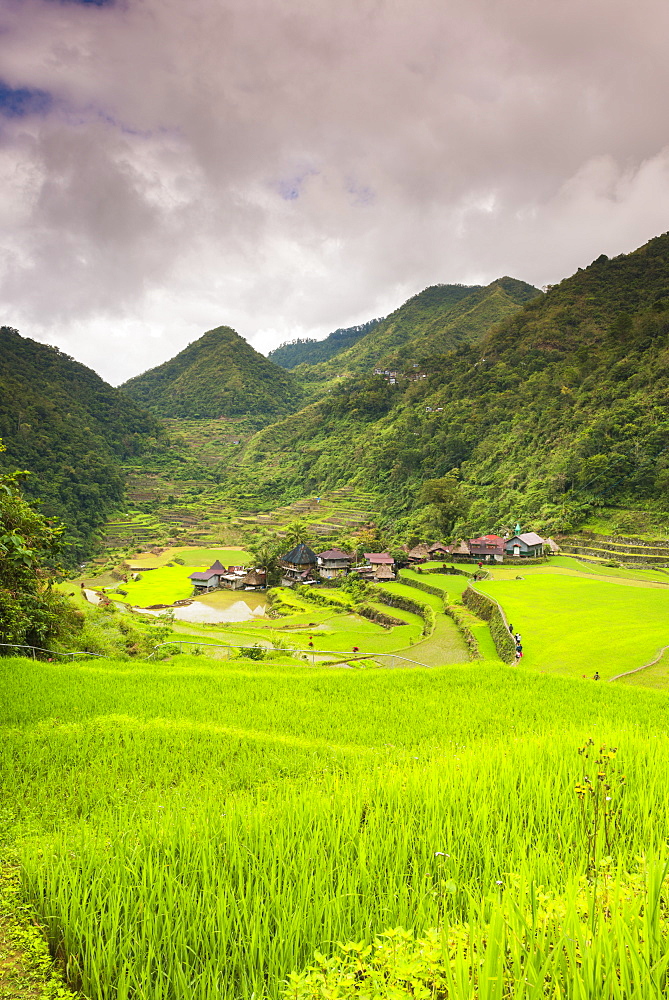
[121,326,299,419]
[294,278,540,381]
[267,319,383,369]
[0,327,167,558]
[220,234,669,539]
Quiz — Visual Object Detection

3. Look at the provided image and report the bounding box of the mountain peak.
[120,325,297,419]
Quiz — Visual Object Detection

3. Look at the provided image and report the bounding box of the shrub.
[239,644,265,660]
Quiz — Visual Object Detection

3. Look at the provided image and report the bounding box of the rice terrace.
[5,535,669,998]
[8,232,669,998]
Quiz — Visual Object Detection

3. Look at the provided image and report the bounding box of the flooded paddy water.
[137,588,268,624]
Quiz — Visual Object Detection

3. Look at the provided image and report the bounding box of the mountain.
[297,278,540,379]
[0,327,165,556]
[267,319,383,369]
[120,325,298,419]
[218,234,669,540]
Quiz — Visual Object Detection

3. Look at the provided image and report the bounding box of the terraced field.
[5,653,669,999]
[558,531,669,567]
[105,479,379,549]
[474,556,669,681]
[234,485,378,537]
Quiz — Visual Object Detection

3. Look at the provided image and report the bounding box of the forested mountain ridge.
[267,319,383,369]
[296,278,540,382]
[0,326,166,556]
[121,326,299,419]
[222,233,669,541]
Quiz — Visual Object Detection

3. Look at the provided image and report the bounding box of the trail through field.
[616,645,669,688]
[82,588,103,605]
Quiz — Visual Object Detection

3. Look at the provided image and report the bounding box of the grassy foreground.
[3,653,669,998]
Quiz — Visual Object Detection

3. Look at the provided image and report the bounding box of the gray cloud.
[2,0,669,383]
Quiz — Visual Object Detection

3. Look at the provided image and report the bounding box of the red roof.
[318,548,351,561]
[364,552,394,564]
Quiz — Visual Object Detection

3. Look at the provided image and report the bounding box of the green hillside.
[267,319,382,369]
[0,327,166,557]
[297,278,539,380]
[221,233,669,539]
[121,325,299,419]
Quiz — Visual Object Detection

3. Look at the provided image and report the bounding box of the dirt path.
[611,644,669,684]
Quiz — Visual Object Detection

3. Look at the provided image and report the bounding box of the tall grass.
[2,655,669,998]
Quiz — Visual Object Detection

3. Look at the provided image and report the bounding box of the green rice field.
[8,552,669,997]
[125,547,252,570]
[4,651,669,998]
[476,556,669,680]
[96,548,252,608]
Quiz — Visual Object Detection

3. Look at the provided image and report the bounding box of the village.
[188,529,559,594]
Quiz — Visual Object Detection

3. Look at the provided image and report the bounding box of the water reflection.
[135,590,267,624]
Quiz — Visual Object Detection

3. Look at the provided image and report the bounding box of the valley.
[5,231,669,999]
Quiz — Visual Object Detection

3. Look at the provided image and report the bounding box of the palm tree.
[283,519,311,549]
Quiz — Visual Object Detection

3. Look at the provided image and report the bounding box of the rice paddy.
[475,556,669,680]
[4,648,669,999]
[6,551,669,997]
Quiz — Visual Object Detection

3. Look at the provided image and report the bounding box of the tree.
[419,475,468,535]
[244,529,285,587]
[283,520,312,549]
[0,440,81,651]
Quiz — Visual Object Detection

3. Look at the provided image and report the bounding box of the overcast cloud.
[2,0,669,384]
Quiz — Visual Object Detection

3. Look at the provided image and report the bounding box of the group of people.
[508,623,523,661]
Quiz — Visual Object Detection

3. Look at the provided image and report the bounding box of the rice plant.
[2,653,669,998]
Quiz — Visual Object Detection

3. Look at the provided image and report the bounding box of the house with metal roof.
[317,547,351,580]
[504,532,545,558]
[468,534,505,562]
[188,559,226,591]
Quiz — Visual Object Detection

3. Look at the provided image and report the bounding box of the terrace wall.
[463,586,516,663]
[559,532,669,566]
[368,585,435,637]
[397,572,482,658]
[292,584,406,628]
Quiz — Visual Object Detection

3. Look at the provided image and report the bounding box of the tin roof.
[518,532,545,545]
[317,548,351,561]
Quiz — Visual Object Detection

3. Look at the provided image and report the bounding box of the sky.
[2,0,669,386]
